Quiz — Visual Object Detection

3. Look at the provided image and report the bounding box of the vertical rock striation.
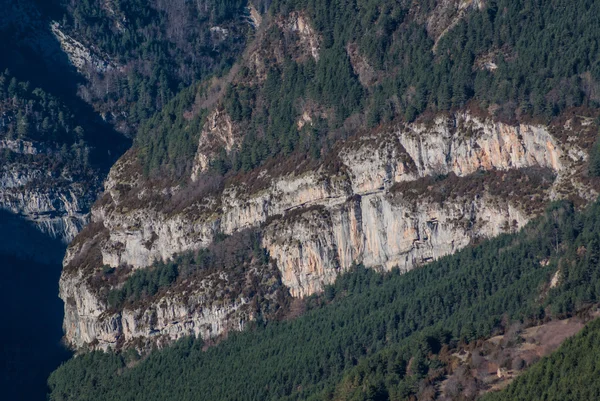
[59,112,593,350]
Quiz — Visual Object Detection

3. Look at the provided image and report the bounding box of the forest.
[132,0,600,179]
[0,69,81,144]
[48,199,600,400]
[0,69,100,175]
[59,0,250,131]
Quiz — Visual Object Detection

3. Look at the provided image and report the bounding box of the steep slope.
[0,64,121,260]
[0,0,251,259]
[59,0,600,351]
[52,0,251,134]
[483,317,600,401]
[0,1,255,396]
[60,110,596,350]
[48,199,600,401]
[0,0,130,260]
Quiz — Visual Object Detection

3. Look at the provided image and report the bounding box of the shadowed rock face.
[0,155,94,246]
[0,0,127,390]
[0,0,129,252]
[60,112,595,351]
[0,210,68,264]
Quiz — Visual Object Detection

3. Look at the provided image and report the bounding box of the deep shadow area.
[0,212,71,400]
[0,1,127,399]
[0,211,67,265]
[0,0,131,171]
[0,252,71,401]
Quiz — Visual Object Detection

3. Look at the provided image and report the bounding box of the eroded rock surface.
[60,112,594,350]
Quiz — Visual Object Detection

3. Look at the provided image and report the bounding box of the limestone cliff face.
[60,112,593,350]
[276,12,321,61]
[60,258,282,351]
[191,108,239,181]
[263,193,528,297]
[50,22,115,74]
[0,140,97,252]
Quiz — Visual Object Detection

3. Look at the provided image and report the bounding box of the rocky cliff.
[0,0,127,260]
[60,234,287,351]
[59,111,595,350]
[0,139,99,260]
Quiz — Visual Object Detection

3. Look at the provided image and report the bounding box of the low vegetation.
[483,317,600,401]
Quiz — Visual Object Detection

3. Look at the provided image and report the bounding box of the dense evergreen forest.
[0,69,81,144]
[59,0,250,131]
[134,0,600,179]
[48,198,600,400]
[0,68,112,175]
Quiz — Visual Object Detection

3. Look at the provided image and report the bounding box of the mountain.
[58,0,600,353]
[0,0,252,398]
[0,0,128,261]
[3,0,600,400]
[0,0,250,258]
[48,199,600,400]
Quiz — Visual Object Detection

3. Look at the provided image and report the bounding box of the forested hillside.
[132,0,600,180]
[0,0,256,397]
[483,317,600,401]
[58,0,251,132]
[48,199,600,400]
[30,0,600,400]
[0,69,94,171]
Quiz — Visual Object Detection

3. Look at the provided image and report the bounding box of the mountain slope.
[0,0,252,259]
[37,0,600,399]
[49,199,600,400]
[58,0,600,352]
[483,317,600,401]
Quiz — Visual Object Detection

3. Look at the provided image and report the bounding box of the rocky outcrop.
[246,4,263,28]
[60,258,283,351]
[60,111,593,350]
[243,10,320,84]
[346,43,377,87]
[0,149,97,248]
[0,139,44,155]
[429,0,485,53]
[276,12,321,61]
[76,114,580,270]
[50,22,115,73]
[191,108,239,181]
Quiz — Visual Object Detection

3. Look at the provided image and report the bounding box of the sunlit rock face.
[60,112,594,350]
